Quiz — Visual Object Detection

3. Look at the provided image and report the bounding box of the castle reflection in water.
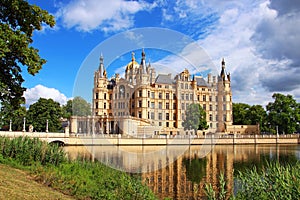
[64,144,299,199]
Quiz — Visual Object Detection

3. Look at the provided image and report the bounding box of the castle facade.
[85,50,233,136]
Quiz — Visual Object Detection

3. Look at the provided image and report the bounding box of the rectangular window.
[166,93,169,99]
[173,113,176,120]
[182,103,185,110]
[148,101,150,108]
[197,95,200,101]
[159,92,162,99]
[173,103,176,109]
[181,83,184,89]
[151,102,155,109]
[185,84,188,89]
[209,104,213,111]
[186,94,189,100]
[203,95,206,101]
[95,102,98,109]
[203,104,206,110]
[148,112,150,119]
[151,92,155,98]
[159,122,162,126]
[139,111,142,118]
[166,102,169,109]
[173,93,176,100]
[104,102,106,109]
[151,112,155,120]
[166,122,169,127]
[109,94,112,100]
[209,114,213,121]
[158,113,162,120]
[173,122,176,128]
[139,100,142,107]
[139,90,142,97]
[148,91,150,98]
[190,94,193,100]
[166,113,169,120]
[209,96,212,101]
[95,93,98,99]
[181,93,184,100]
[159,102,162,109]
[104,93,107,99]
[223,104,226,111]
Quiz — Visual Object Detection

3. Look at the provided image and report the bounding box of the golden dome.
[126,52,139,71]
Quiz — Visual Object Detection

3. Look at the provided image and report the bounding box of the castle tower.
[217,58,232,132]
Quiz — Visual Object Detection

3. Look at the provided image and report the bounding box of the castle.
[70,49,236,136]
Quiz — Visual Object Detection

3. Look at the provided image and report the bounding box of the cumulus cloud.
[152,0,300,105]
[24,85,69,107]
[56,0,157,32]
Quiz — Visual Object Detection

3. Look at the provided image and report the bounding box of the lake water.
[64,144,300,199]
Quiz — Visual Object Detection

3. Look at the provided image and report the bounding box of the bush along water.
[0,136,157,200]
[205,161,300,200]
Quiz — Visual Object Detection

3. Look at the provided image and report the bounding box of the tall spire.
[99,53,104,78]
[131,51,135,62]
[220,58,226,84]
[140,49,146,73]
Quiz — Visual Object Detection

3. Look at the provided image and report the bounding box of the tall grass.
[0,136,65,166]
[0,136,157,200]
[205,161,300,200]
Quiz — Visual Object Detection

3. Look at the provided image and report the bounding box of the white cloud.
[153,0,300,105]
[24,85,69,107]
[57,0,157,32]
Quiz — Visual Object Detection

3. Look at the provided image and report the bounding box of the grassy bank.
[0,136,157,200]
[0,164,73,200]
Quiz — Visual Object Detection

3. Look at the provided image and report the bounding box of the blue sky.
[23,0,300,106]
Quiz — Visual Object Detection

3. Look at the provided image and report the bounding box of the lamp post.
[46,119,49,133]
[9,119,12,132]
[22,117,26,132]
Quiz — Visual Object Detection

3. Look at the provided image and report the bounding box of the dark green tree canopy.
[62,96,91,118]
[233,103,267,131]
[266,93,300,134]
[182,103,208,133]
[26,98,62,132]
[0,0,55,108]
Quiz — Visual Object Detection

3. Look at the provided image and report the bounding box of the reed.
[0,136,66,166]
[0,136,157,200]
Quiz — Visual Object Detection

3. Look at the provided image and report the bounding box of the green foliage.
[26,98,63,132]
[204,173,228,200]
[267,93,300,134]
[0,136,157,200]
[0,102,26,130]
[182,103,208,133]
[233,103,267,130]
[32,160,157,200]
[0,0,55,109]
[235,162,300,200]
[62,96,91,118]
[0,136,66,166]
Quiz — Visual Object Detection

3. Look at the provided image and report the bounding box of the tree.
[0,102,26,130]
[266,93,300,134]
[62,96,91,118]
[233,103,267,131]
[26,98,62,132]
[232,103,251,125]
[182,103,208,134]
[0,0,55,109]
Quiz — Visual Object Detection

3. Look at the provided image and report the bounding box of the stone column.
[46,119,49,133]
[22,117,26,132]
[9,119,12,132]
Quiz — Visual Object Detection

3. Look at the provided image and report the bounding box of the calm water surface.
[64,144,300,199]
